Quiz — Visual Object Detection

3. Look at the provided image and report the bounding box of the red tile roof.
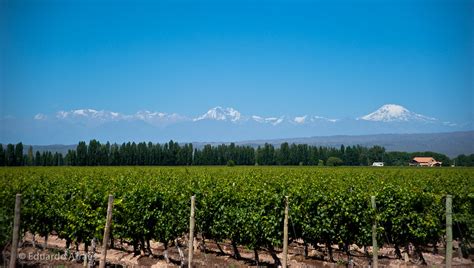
[412,157,437,163]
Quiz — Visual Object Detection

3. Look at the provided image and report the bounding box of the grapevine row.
[0,167,472,263]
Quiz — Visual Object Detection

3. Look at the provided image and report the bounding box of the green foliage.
[454,154,474,167]
[0,166,472,258]
[0,141,465,167]
[326,157,343,166]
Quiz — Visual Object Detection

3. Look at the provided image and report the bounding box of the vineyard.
[0,166,473,266]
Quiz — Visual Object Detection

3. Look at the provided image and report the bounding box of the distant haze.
[21,131,474,158]
[1,104,472,145]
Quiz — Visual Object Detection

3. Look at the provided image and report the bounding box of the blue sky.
[1,0,473,123]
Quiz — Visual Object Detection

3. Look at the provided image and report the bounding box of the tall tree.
[277,142,290,165]
[35,151,42,166]
[65,150,77,166]
[76,141,88,166]
[15,142,24,166]
[6,144,15,166]
[368,145,385,164]
[0,144,5,166]
[110,144,120,165]
[27,146,34,166]
[137,142,147,165]
[454,154,474,166]
[87,139,101,166]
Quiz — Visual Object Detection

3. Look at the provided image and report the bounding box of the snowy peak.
[39,104,451,129]
[132,111,188,125]
[54,109,188,126]
[293,116,307,124]
[56,109,122,121]
[252,115,285,125]
[359,104,436,122]
[293,115,338,124]
[134,111,186,121]
[194,106,242,122]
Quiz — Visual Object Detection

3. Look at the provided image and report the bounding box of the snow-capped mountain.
[133,111,188,125]
[53,109,188,126]
[359,104,436,122]
[40,104,442,126]
[56,109,122,121]
[13,104,470,144]
[251,115,285,125]
[192,107,337,126]
[292,115,339,124]
[193,106,242,122]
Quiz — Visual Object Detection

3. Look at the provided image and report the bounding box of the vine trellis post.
[282,196,289,268]
[9,194,21,268]
[99,195,114,268]
[446,195,453,268]
[188,195,196,268]
[371,196,378,268]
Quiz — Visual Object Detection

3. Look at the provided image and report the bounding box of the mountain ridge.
[2,104,472,144]
[35,104,444,125]
[18,131,474,158]
[358,104,437,122]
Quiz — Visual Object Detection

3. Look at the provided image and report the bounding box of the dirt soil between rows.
[1,233,473,267]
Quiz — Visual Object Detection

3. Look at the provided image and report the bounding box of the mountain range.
[1,104,472,145]
[31,104,449,125]
[21,131,474,158]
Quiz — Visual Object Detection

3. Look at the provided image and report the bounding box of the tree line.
[0,140,473,166]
